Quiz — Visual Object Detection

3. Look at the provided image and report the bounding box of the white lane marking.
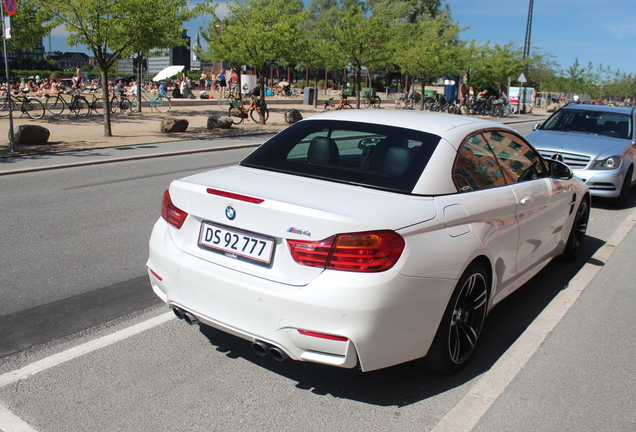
[0,312,173,389]
[431,207,636,432]
[0,403,38,432]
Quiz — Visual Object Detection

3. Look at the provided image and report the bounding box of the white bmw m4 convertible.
[147,110,590,373]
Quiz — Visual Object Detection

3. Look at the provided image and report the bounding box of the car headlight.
[590,156,621,170]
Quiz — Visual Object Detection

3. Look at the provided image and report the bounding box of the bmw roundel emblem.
[225,206,236,220]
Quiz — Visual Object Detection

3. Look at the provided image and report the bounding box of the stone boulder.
[15,125,50,144]
[206,116,233,129]
[546,103,560,113]
[160,119,189,133]
[284,108,303,124]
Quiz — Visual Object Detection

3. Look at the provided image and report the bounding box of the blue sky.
[447,0,636,74]
[47,0,635,76]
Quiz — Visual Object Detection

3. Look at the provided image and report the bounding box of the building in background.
[170,30,191,72]
[44,51,90,70]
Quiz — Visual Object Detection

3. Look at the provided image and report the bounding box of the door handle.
[520,196,533,206]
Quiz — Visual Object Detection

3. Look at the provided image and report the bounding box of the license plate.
[198,222,275,266]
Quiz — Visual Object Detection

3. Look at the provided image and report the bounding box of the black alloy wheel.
[425,262,489,374]
[561,197,590,261]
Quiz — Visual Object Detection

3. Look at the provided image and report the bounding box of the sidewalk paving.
[469,210,636,432]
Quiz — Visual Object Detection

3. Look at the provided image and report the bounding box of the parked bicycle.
[85,92,104,115]
[131,91,171,113]
[394,92,420,110]
[112,92,134,115]
[0,90,45,119]
[45,90,91,117]
[227,95,269,124]
[323,94,353,111]
[362,90,381,108]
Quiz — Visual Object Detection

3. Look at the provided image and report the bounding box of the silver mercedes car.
[527,104,635,207]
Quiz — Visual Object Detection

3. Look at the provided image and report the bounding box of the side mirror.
[549,160,573,180]
[533,123,542,131]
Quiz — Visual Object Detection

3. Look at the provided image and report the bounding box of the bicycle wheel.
[70,96,90,117]
[109,95,120,114]
[120,99,133,116]
[228,107,244,124]
[131,97,140,113]
[92,97,104,115]
[363,97,371,108]
[219,95,233,110]
[372,96,381,108]
[153,96,171,113]
[46,95,65,115]
[24,98,45,119]
[249,106,269,123]
[0,97,11,117]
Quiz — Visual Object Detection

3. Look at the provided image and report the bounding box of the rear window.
[542,109,632,139]
[240,120,441,193]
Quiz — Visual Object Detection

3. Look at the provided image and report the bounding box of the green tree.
[200,0,307,124]
[394,17,464,109]
[564,58,583,95]
[3,0,56,53]
[473,42,529,96]
[42,0,202,136]
[298,0,343,107]
[322,4,395,108]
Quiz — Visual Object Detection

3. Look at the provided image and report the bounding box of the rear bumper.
[147,219,455,372]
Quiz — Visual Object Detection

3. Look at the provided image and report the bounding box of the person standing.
[218,69,227,97]
[209,72,217,92]
[229,68,239,94]
[72,67,83,90]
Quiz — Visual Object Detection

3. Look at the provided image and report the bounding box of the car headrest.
[308,137,339,165]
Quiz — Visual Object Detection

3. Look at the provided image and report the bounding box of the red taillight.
[297,330,348,342]
[161,190,188,229]
[287,230,405,272]
[206,188,264,204]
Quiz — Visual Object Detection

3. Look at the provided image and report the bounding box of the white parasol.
[153,65,185,82]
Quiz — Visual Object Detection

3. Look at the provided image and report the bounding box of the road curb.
[0,142,263,176]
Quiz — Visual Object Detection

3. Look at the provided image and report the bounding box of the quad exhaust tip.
[252,340,288,362]
[172,307,199,325]
[173,307,287,361]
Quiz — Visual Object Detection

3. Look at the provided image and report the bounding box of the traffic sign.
[518,72,527,83]
[3,0,16,16]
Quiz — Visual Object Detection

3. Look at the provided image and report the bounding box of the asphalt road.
[0,146,255,356]
[1,125,636,431]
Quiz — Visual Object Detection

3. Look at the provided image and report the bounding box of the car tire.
[611,167,633,208]
[425,261,488,374]
[560,196,590,262]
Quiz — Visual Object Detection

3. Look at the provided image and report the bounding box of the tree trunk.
[100,69,113,137]
[355,66,362,109]
[313,70,319,109]
[136,52,143,113]
[258,68,267,125]
[419,82,426,111]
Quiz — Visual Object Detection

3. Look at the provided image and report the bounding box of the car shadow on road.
[195,231,606,407]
